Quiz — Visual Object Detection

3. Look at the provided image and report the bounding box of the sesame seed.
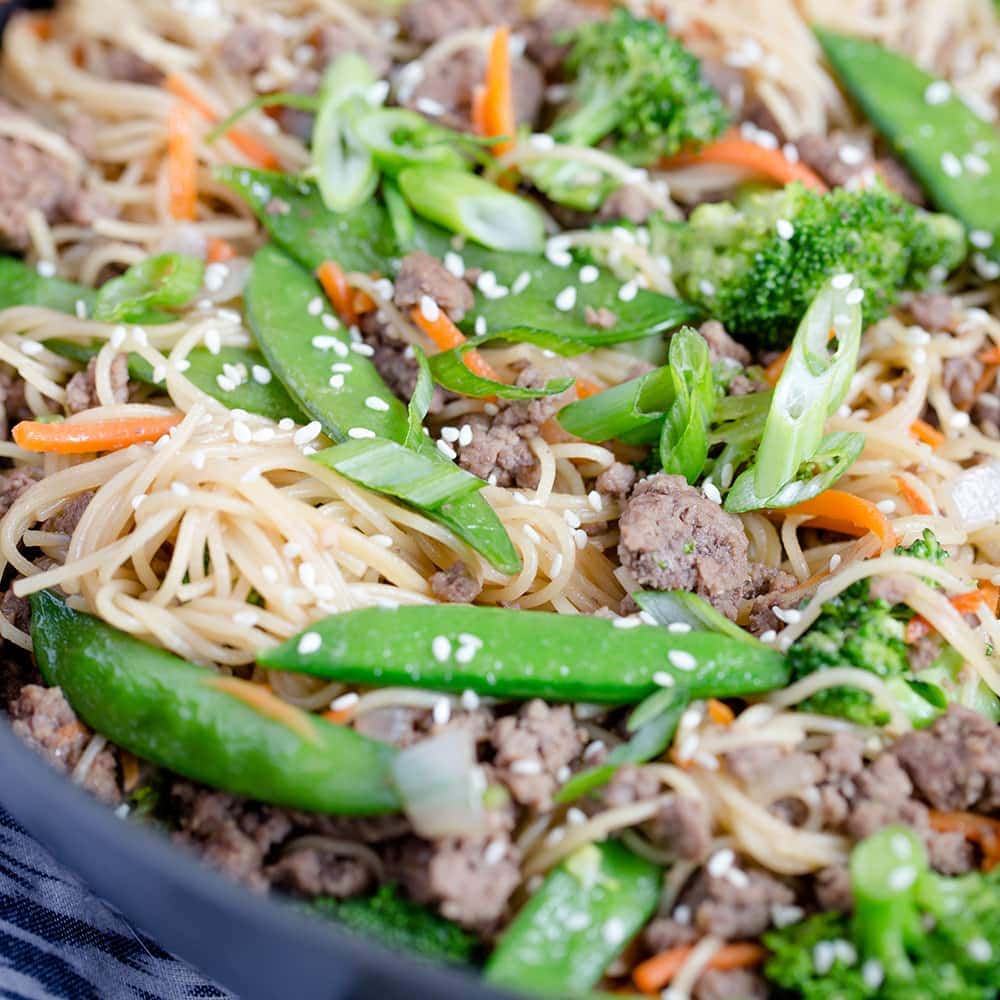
[969,229,994,249]
[812,942,836,975]
[941,151,963,177]
[574,528,587,549]
[365,395,390,412]
[431,635,451,662]
[444,251,465,277]
[760,629,777,643]
[331,362,353,373]
[312,335,341,351]
[861,958,884,989]
[307,296,324,316]
[460,689,480,710]
[350,342,375,357]
[440,426,460,443]
[474,316,487,336]
[831,273,854,289]
[602,917,626,947]
[782,142,800,163]
[924,80,951,105]
[668,649,697,671]
[698,278,716,297]
[483,839,507,866]
[293,421,322,446]
[36,260,56,277]
[964,153,990,176]
[348,427,376,439]
[829,553,842,572]
[171,482,191,497]
[612,616,642,629]
[876,499,897,514]
[511,271,532,294]
[587,490,602,512]
[555,286,577,312]
[436,439,457,459]
[419,295,440,322]
[579,265,599,284]
[653,671,676,687]
[204,328,221,354]
[845,287,865,305]
[949,410,971,429]
[330,691,359,712]
[888,866,917,891]
[967,937,992,962]
[297,631,322,655]
[776,218,795,240]
[329,374,344,389]
[19,340,43,356]
[415,96,445,117]
[545,239,572,268]
[204,262,228,292]
[618,280,638,302]
[232,420,252,444]
[432,698,452,726]
[771,904,805,928]
[773,606,802,625]
[510,758,542,775]
[838,144,865,165]
[703,481,722,504]
[563,509,581,528]
[583,739,606,761]
[707,848,735,877]
[667,621,692,634]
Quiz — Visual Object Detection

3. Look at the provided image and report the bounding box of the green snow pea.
[30,591,400,814]
[0,255,96,314]
[93,253,205,323]
[485,840,661,995]
[817,30,1000,250]
[260,605,790,702]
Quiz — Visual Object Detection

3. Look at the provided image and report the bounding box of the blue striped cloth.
[0,805,232,999]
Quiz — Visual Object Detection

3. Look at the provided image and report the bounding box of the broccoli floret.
[655,184,966,348]
[765,826,1000,999]
[788,531,943,726]
[535,10,728,209]
[309,883,479,965]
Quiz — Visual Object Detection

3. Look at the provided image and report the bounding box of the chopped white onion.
[940,461,1000,532]
[392,727,486,839]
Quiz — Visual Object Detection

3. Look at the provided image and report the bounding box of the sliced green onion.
[405,345,434,449]
[659,326,715,483]
[751,278,863,499]
[354,108,467,175]
[206,92,320,144]
[557,365,674,444]
[398,167,546,253]
[310,54,381,213]
[383,178,416,253]
[725,430,865,513]
[93,253,204,323]
[632,589,760,646]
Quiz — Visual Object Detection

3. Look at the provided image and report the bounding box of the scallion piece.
[632,589,761,646]
[659,326,715,483]
[354,108,467,175]
[93,253,204,323]
[398,166,546,253]
[206,92,320,144]
[405,345,434,450]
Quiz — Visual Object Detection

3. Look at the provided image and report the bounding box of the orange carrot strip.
[167,103,198,221]
[893,475,933,516]
[633,942,767,994]
[206,237,237,263]
[979,345,1000,365]
[316,260,358,326]
[471,85,488,137]
[784,489,897,552]
[352,288,377,316]
[762,346,792,387]
[906,583,998,643]
[905,616,931,644]
[574,377,604,399]
[910,418,945,448]
[409,306,500,382]
[483,27,516,156]
[707,698,735,726]
[322,708,354,725]
[929,810,1000,870]
[662,130,828,192]
[13,415,182,454]
[164,74,279,170]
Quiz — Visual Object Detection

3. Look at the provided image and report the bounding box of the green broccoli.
[309,883,479,965]
[534,10,728,209]
[654,183,966,348]
[764,826,1000,999]
[788,530,944,726]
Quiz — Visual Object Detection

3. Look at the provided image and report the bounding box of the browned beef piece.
[743,563,797,636]
[909,292,956,332]
[105,48,163,85]
[219,24,279,75]
[893,705,1000,813]
[359,312,448,411]
[1,588,30,634]
[171,784,294,891]
[266,848,374,899]
[315,26,390,78]
[604,764,659,807]
[522,0,600,75]
[456,370,574,489]
[429,561,481,603]
[814,864,852,912]
[875,156,926,206]
[618,473,750,619]
[43,490,93,537]
[687,865,796,939]
[9,685,120,804]
[275,73,320,141]
[698,320,751,367]
[643,916,699,953]
[0,466,40,516]
[393,251,474,320]
[405,47,543,133]
[649,796,712,861]
[727,372,768,396]
[491,699,584,810]
[390,831,521,931]
[0,113,107,252]
[943,355,982,412]
[354,706,429,748]
[594,461,636,498]
[399,0,519,45]
[694,968,768,1000]
[65,355,129,414]
[0,370,30,440]
[584,305,618,329]
[598,185,659,224]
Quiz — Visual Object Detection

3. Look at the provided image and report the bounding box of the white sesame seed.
[458,424,473,447]
[969,229,994,249]
[563,509,581,528]
[602,917,626,947]
[170,481,191,498]
[924,80,951,105]
[460,689,480,710]
[776,218,795,240]
[582,739,605,761]
[204,328,221,355]
[838,144,865,165]
[297,631,321,655]
[440,425,460,444]
[511,271,532,295]
[949,410,971,429]
[831,273,854,289]
[329,374,345,389]
[941,151,963,178]
[772,606,802,625]
[861,958,884,989]
[474,316,487,336]
[579,265,599,284]
[293,421,322,446]
[702,481,722,504]
[698,278,716,297]
[888,866,917,891]
[432,698,452,726]
[707,848,735,877]
[653,671,676,687]
[232,420,252,444]
[419,295,440,323]
[667,622,692,634]
[436,439,457,459]
[348,427,376,439]
[350,342,375,357]
[760,629,777,644]
[667,649,697,671]
[574,528,587,549]
[875,499,897,514]
[612,616,642,629]
[443,251,465,277]
[964,153,990,176]
[36,260,56,277]
[415,96,445,117]
[617,280,639,303]
[510,758,542,775]
[967,937,992,962]
[555,286,577,312]
[587,490,603,512]
[782,142,800,163]
[431,635,451,662]
[771,904,805,928]
[307,296,324,316]
[829,553,842,572]
[845,287,865,305]
[812,942,836,975]
[365,395,391,413]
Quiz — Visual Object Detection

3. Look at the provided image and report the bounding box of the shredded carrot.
[783,489,897,552]
[662,130,828,192]
[910,418,945,448]
[164,74,279,170]
[471,85,488,137]
[322,708,354,725]
[167,102,198,221]
[929,810,1000,870]
[979,345,1000,365]
[482,26,517,156]
[316,260,359,325]
[410,305,501,382]
[632,942,767,994]
[13,415,182,455]
[574,377,604,399]
[762,346,792,387]
[205,676,319,744]
[352,288,377,316]
[893,475,933,516]
[707,698,735,726]
[206,237,237,264]
[906,583,998,643]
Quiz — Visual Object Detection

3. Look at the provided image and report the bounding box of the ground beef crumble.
[65,355,130,414]
[393,250,473,320]
[429,561,481,604]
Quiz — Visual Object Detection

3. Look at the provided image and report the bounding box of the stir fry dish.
[0,1,999,997]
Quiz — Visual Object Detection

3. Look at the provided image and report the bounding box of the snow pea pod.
[485,840,661,994]
[0,255,96,314]
[260,605,790,703]
[817,30,1000,249]
[30,591,400,814]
